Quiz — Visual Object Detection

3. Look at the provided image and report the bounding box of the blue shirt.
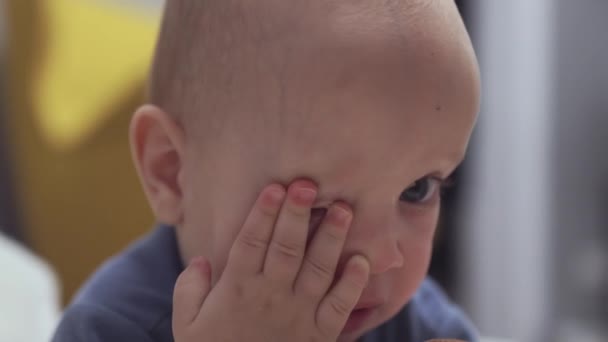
[52,225,479,342]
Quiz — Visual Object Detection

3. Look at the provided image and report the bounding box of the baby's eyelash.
[438,176,455,189]
[435,176,456,196]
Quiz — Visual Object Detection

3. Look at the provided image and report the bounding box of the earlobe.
[130,105,186,225]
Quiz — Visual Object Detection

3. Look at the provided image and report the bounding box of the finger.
[263,180,317,286]
[172,257,212,330]
[226,184,286,276]
[295,202,352,299]
[316,255,370,337]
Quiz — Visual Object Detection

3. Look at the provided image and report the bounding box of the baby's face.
[175,2,479,340]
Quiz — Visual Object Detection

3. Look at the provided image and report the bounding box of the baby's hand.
[172,180,370,342]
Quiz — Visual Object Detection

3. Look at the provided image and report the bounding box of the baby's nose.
[367,236,404,275]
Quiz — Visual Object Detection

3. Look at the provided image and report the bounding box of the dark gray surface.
[0,8,26,244]
[553,0,608,339]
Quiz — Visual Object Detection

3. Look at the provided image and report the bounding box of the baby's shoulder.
[52,301,160,342]
[53,226,181,341]
[363,278,479,342]
[406,278,479,341]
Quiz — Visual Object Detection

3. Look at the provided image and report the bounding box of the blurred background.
[0,0,606,342]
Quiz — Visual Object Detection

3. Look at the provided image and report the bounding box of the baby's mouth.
[307,207,328,243]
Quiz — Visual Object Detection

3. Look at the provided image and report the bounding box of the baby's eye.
[399,177,442,205]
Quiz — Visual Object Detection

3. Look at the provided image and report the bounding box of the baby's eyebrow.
[443,155,466,175]
[448,152,466,168]
[425,151,466,179]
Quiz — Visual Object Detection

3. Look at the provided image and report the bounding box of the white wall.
[459,1,608,341]
[458,1,555,341]
[552,1,608,341]
[0,235,61,342]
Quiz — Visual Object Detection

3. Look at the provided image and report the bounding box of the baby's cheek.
[407,204,442,239]
[386,240,433,313]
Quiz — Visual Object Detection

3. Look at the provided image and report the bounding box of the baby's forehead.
[274,103,465,177]
[154,0,473,110]
[164,0,477,160]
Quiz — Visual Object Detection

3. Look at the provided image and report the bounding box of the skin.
[172,180,373,342]
[130,0,480,341]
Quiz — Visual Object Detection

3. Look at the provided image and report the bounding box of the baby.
[52,0,480,341]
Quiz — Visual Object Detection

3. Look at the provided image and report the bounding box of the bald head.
[148,0,478,143]
[139,2,481,307]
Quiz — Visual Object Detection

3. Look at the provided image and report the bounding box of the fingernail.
[350,255,370,281]
[295,187,317,203]
[267,185,286,205]
[330,205,352,226]
[191,257,211,277]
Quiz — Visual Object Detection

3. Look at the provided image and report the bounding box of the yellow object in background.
[35,0,159,151]
[5,0,161,304]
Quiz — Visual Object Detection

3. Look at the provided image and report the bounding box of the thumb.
[172,256,213,329]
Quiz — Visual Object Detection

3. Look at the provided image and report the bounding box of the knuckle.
[304,256,334,282]
[230,280,246,299]
[308,334,327,342]
[271,239,304,260]
[286,201,311,219]
[315,324,334,341]
[260,295,276,312]
[345,271,367,290]
[237,231,268,250]
[257,289,287,313]
[321,228,343,245]
[329,294,351,317]
[257,200,279,218]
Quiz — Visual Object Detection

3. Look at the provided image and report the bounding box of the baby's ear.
[129,105,185,225]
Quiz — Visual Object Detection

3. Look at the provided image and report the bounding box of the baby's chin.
[337,331,366,342]
[337,323,377,342]
[339,290,416,342]
[337,307,387,342]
